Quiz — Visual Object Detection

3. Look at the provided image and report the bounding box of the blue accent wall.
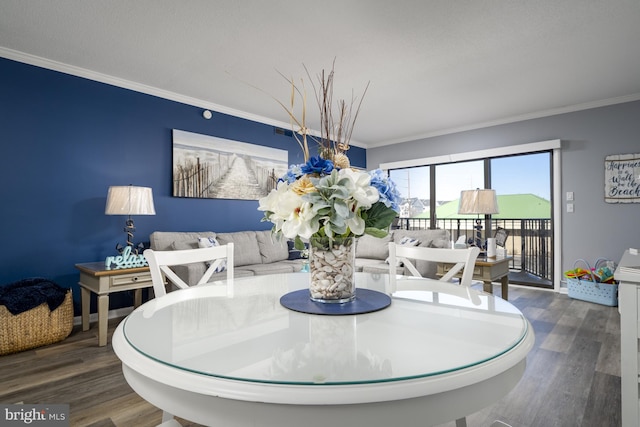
[0,57,366,313]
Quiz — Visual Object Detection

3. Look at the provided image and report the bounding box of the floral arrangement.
[258,62,401,301]
[258,63,401,250]
[258,155,401,249]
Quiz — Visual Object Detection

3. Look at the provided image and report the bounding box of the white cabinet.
[615,250,640,427]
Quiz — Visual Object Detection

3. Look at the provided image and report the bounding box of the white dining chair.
[142,244,234,426]
[388,242,480,427]
[388,243,480,287]
[144,243,234,298]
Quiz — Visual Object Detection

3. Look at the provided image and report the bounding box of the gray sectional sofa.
[149,228,451,286]
[150,230,304,286]
[354,229,451,277]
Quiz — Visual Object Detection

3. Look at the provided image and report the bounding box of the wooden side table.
[75,262,153,346]
[437,255,513,300]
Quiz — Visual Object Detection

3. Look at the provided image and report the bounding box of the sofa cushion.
[171,240,197,250]
[237,263,298,275]
[282,259,306,271]
[216,231,262,267]
[169,263,205,287]
[355,234,392,260]
[362,263,404,275]
[207,268,254,282]
[392,229,449,248]
[355,258,390,272]
[150,231,216,251]
[255,230,289,264]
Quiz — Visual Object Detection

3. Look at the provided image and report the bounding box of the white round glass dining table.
[112,272,534,427]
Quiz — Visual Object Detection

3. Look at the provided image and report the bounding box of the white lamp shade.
[458,189,499,215]
[105,186,156,215]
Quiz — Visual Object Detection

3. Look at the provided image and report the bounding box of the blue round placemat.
[280,288,391,315]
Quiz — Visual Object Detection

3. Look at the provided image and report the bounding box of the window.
[386,150,553,288]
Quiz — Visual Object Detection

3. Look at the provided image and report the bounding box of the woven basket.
[0,290,73,355]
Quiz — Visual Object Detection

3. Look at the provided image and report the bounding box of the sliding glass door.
[388,151,553,288]
[491,153,552,287]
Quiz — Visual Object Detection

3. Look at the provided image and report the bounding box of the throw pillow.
[386,236,421,266]
[197,236,227,273]
[398,236,420,247]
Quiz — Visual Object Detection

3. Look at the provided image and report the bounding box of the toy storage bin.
[565,259,618,307]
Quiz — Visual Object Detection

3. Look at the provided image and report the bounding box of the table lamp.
[105,185,156,256]
[457,189,499,250]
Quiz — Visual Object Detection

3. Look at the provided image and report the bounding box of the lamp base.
[115,241,145,256]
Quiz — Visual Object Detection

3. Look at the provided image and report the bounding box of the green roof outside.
[413,194,551,219]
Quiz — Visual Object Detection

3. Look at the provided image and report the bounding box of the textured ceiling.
[1,0,640,148]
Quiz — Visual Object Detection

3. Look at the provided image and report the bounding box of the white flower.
[339,168,379,209]
[345,209,366,235]
[259,181,319,239]
[259,158,400,245]
[281,201,318,239]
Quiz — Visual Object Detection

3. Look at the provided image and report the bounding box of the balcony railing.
[393,217,553,286]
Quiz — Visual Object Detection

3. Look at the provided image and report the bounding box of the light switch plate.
[567,203,574,213]
[566,191,574,201]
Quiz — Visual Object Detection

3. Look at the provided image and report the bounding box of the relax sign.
[605,153,640,203]
[105,245,148,269]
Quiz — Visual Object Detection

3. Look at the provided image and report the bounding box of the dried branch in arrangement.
[243,73,312,162]
[249,60,368,166]
[305,59,370,167]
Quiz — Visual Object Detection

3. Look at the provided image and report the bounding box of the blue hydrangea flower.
[369,169,401,212]
[279,164,304,183]
[300,156,334,176]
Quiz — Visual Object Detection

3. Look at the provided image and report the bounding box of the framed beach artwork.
[172,129,288,200]
[604,153,640,204]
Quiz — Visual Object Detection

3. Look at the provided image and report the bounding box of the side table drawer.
[440,263,482,276]
[110,273,152,287]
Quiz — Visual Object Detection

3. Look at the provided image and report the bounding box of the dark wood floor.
[0,284,621,427]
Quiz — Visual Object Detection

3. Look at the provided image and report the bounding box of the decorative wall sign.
[605,153,640,203]
[105,245,148,269]
[172,130,288,200]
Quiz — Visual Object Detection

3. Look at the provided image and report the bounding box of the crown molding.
[0,47,368,149]
[2,47,637,150]
[0,47,296,132]
[367,93,640,148]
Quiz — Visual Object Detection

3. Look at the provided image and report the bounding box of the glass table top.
[122,273,528,386]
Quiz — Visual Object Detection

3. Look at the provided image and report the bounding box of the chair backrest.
[388,243,480,287]
[144,243,234,297]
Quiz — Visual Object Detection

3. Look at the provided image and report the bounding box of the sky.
[390,152,551,201]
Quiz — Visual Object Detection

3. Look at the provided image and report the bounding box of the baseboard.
[72,306,135,326]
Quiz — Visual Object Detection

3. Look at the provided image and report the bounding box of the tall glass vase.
[308,235,356,303]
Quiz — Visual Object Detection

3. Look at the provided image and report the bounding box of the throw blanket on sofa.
[0,277,68,315]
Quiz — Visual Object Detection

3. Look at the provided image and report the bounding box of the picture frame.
[494,227,509,247]
[172,129,288,200]
[604,153,640,204]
